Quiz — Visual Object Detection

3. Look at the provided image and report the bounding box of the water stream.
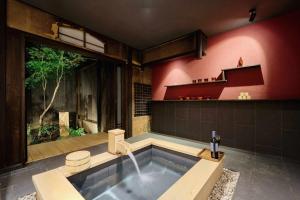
[126,150,156,199]
[127,151,141,176]
[124,144,155,186]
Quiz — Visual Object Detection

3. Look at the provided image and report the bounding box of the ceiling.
[21,0,300,49]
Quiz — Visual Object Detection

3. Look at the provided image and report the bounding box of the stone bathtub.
[32,138,224,200]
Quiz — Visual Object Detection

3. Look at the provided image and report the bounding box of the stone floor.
[1,133,299,200]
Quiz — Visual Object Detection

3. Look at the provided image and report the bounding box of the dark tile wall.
[152,100,300,161]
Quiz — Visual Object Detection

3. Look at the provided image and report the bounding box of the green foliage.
[27,124,59,145]
[69,127,85,137]
[27,123,32,136]
[25,45,85,89]
[39,124,59,137]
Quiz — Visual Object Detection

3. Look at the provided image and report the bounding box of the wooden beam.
[25,33,126,64]
[6,0,132,63]
[143,50,197,66]
[0,0,7,170]
[142,30,207,65]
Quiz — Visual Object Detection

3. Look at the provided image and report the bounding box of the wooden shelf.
[164,64,261,88]
[152,99,300,102]
[221,64,261,72]
[165,79,226,87]
[199,148,224,162]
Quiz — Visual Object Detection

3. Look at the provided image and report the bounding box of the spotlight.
[249,8,256,22]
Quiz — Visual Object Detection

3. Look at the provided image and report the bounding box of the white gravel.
[208,168,240,200]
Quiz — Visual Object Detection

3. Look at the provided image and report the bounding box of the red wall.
[152,10,300,100]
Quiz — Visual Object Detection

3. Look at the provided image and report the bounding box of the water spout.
[107,129,141,176]
[117,141,141,176]
[116,140,131,155]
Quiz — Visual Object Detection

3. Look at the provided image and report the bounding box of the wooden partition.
[0,1,26,172]
[152,100,300,161]
[0,28,27,172]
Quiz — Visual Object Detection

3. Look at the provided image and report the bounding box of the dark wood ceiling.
[21,0,300,49]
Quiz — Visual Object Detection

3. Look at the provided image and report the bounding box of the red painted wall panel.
[152,10,300,100]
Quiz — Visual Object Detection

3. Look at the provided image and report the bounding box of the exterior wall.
[152,10,300,100]
[27,74,77,128]
[77,64,98,133]
[132,66,152,136]
[27,63,99,133]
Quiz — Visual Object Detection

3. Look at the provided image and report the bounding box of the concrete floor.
[0,133,299,200]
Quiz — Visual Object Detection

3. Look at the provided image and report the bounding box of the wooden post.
[59,112,70,137]
[1,28,26,172]
[0,0,7,170]
[121,47,133,138]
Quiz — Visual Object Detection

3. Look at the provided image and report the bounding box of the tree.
[25,46,85,126]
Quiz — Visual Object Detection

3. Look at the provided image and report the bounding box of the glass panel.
[59,26,84,40]
[86,43,104,53]
[59,34,84,47]
[86,33,105,47]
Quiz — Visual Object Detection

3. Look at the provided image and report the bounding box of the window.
[85,33,105,53]
[134,83,152,116]
[59,26,84,47]
[58,25,104,53]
